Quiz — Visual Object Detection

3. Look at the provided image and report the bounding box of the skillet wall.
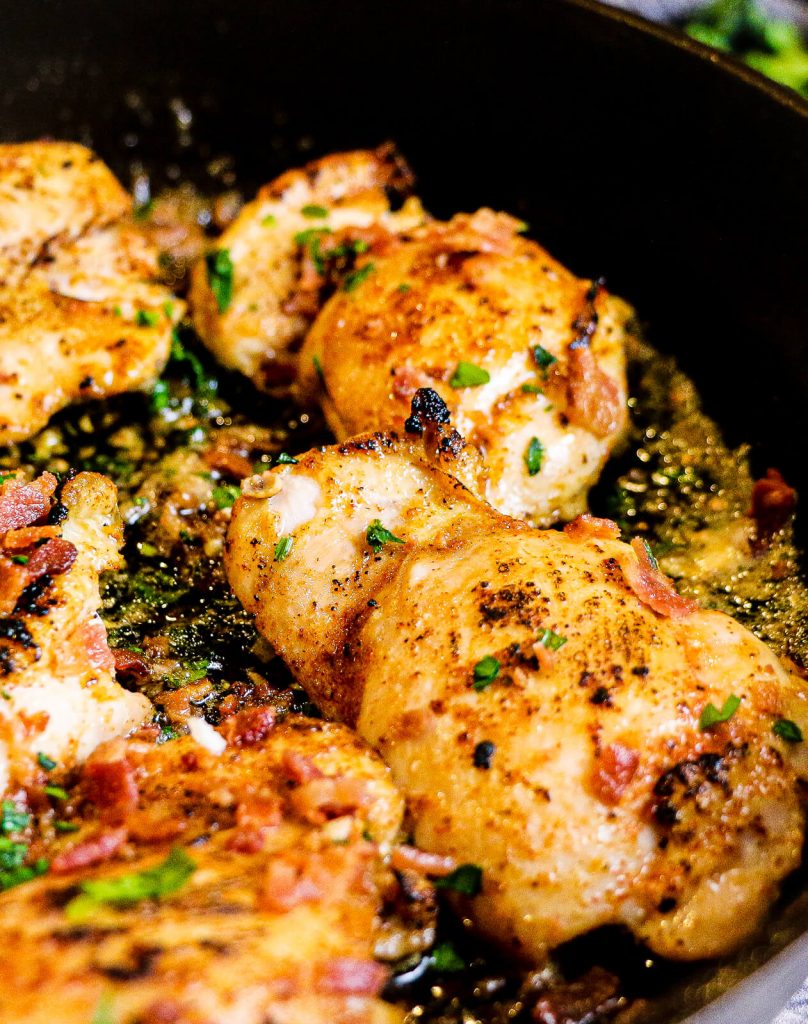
[2,0,807,489]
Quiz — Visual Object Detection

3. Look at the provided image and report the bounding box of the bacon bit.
[592,744,640,805]
[282,750,324,784]
[261,845,370,913]
[532,640,558,673]
[203,444,254,480]
[0,556,33,615]
[624,538,698,619]
[111,648,150,678]
[228,797,284,853]
[217,706,276,747]
[423,209,522,258]
[0,474,57,533]
[50,826,128,874]
[289,775,374,824]
[2,525,60,550]
[160,680,214,724]
[78,618,115,673]
[563,514,621,542]
[314,958,388,996]
[389,845,457,877]
[26,537,77,578]
[551,344,624,439]
[750,469,797,541]
[82,758,139,821]
[532,966,621,1024]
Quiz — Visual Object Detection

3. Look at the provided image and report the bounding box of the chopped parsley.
[65,847,196,923]
[431,941,466,973]
[165,660,210,690]
[525,437,544,476]
[301,204,328,218]
[312,354,325,382]
[1,690,10,701]
[435,863,483,897]
[261,213,277,227]
[773,718,803,743]
[449,361,490,389]
[533,345,558,371]
[536,628,567,652]
[135,309,159,328]
[0,853,48,892]
[641,538,659,571]
[91,994,115,1024]
[11,554,28,565]
[205,249,235,313]
[1,799,30,834]
[699,694,741,730]
[151,379,170,412]
[366,520,405,554]
[276,452,298,465]
[274,536,294,562]
[521,382,543,395]
[397,283,411,293]
[54,821,80,833]
[212,484,241,510]
[342,261,376,292]
[44,785,69,802]
[294,227,333,274]
[472,655,500,691]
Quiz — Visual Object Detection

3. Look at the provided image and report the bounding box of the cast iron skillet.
[1,1,806,1020]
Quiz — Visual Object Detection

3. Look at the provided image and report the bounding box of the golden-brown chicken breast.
[298,209,631,525]
[225,393,808,964]
[0,142,184,443]
[0,712,418,1024]
[189,145,425,392]
[0,471,151,795]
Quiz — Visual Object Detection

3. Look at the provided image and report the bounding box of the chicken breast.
[0,712,417,1024]
[189,145,426,392]
[0,471,151,794]
[298,209,631,525]
[225,392,808,963]
[0,141,184,443]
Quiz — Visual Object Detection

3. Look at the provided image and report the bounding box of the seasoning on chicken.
[0,713,428,1024]
[189,145,425,393]
[0,142,184,443]
[297,209,631,525]
[0,471,151,795]
[225,391,808,963]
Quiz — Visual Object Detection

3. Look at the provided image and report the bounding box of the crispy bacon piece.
[0,473,57,533]
[389,845,457,877]
[25,537,77,578]
[76,617,116,673]
[624,538,697,619]
[261,845,370,913]
[289,775,374,824]
[111,647,150,678]
[203,443,254,480]
[228,797,284,853]
[282,750,325,784]
[554,344,624,439]
[2,525,60,550]
[313,958,388,996]
[750,468,797,540]
[217,705,276,747]
[82,756,139,821]
[50,825,128,874]
[0,556,33,615]
[591,743,640,805]
[421,208,522,258]
[563,514,621,542]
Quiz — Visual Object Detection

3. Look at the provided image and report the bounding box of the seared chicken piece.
[189,145,425,392]
[226,393,808,963]
[298,209,631,525]
[0,141,184,443]
[0,471,150,795]
[0,712,419,1024]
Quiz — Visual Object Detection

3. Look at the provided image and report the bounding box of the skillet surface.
[1,1,807,1020]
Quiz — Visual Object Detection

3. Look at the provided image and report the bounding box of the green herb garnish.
[301,204,328,218]
[773,718,803,743]
[165,660,210,690]
[533,345,557,371]
[261,213,277,227]
[11,555,28,565]
[54,821,80,833]
[274,536,294,562]
[44,785,69,802]
[0,855,48,892]
[64,847,196,922]
[276,452,298,465]
[449,361,490,389]
[1,800,30,835]
[397,282,411,293]
[135,309,159,328]
[472,656,500,691]
[342,262,376,292]
[536,628,567,652]
[37,753,56,772]
[205,249,234,313]
[431,941,466,972]
[521,383,543,395]
[435,863,483,896]
[366,520,405,554]
[525,437,544,476]
[212,484,241,510]
[699,694,741,730]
